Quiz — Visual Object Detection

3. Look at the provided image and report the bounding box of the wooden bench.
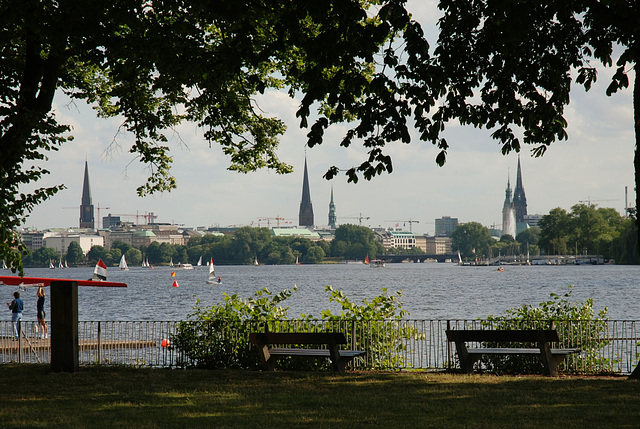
[446,329,580,376]
[249,331,366,373]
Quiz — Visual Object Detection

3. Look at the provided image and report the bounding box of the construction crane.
[579,197,618,208]
[337,213,370,226]
[257,216,295,228]
[385,218,420,232]
[105,211,158,225]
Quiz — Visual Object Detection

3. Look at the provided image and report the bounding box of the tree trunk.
[630,51,640,381]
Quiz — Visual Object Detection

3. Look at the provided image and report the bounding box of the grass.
[1,365,640,428]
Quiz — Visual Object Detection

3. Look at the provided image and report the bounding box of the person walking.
[6,291,24,340]
[37,287,48,339]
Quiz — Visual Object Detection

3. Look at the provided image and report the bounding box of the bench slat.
[446,329,580,376]
[249,332,365,373]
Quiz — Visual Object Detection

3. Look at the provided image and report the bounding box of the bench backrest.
[446,329,560,344]
[249,332,348,346]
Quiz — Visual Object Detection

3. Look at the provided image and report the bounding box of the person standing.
[37,287,48,339]
[6,291,24,340]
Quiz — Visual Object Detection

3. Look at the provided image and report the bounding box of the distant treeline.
[22,225,423,268]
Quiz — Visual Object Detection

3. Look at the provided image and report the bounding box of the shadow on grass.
[1,365,639,428]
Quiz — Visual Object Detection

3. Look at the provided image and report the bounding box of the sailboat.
[169,257,174,267]
[59,259,64,269]
[119,254,129,270]
[1,260,7,270]
[64,260,68,268]
[197,256,202,268]
[91,259,108,281]
[364,254,370,264]
[206,258,219,284]
[49,259,55,269]
[296,256,301,265]
[253,257,259,266]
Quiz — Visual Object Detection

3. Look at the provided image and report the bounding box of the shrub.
[481,286,611,374]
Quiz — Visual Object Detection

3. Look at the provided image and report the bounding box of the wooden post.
[50,281,79,372]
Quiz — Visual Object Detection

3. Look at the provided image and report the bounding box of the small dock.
[0,336,158,352]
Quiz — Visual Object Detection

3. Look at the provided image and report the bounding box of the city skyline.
[19,2,635,236]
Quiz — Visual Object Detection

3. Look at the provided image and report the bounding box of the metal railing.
[1,319,639,374]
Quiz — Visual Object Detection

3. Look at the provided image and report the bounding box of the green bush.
[171,285,418,370]
[481,286,611,374]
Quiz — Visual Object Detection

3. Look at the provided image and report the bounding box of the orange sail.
[364,255,370,264]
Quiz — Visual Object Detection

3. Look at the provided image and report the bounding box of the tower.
[79,160,95,229]
[501,174,516,238]
[328,185,336,229]
[298,157,314,227]
[512,155,528,223]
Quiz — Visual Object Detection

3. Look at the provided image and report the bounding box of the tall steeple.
[502,172,516,238]
[328,185,336,229]
[79,160,95,229]
[512,155,528,223]
[298,156,314,228]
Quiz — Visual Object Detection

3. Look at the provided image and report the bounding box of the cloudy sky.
[21,2,635,236]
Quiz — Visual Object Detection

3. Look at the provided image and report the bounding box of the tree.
[331,224,381,259]
[450,222,494,259]
[433,0,640,256]
[1,0,433,273]
[86,245,108,264]
[539,208,572,255]
[66,241,85,265]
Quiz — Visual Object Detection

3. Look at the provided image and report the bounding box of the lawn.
[1,365,639,428]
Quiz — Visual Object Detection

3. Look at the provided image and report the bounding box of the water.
[2,263,639,322]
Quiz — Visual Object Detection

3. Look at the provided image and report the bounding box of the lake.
[2,263,639,321]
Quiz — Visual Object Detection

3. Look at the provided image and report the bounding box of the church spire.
[512,154,528,223]
[298,156,314,228]
[328,185,336,229]
[79,160,95,229]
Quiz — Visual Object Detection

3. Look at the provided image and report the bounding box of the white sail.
[119,254,129,270]
[197,256,202,267]
[1,260,7,270]
[206,258,218,284]
[170,257,174,267]
[49,259,55,269]
[254,257,259,266]
[59,259,64,269]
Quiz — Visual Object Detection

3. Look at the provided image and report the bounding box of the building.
[512,155,528,223]
[502,174,516,238]
[298,157,314,227]
[435,216,458,237]
[44,233,104,256]
[523,214,543,229]
[102,214,121,230]
[79,160,95,229]
[382,230,416,250]
[328,186,336,229]
[415,236,452,255]
[272,228,321,241]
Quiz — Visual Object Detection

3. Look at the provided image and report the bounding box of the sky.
[21,2,636,237]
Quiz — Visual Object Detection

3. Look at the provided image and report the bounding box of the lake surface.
[2,263,639,321]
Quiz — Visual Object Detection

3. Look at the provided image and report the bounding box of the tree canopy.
[3,0,639,273]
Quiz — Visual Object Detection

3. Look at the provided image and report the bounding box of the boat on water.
[197,256,202,268]
[2,260,8,270]
[169,257,174,267]
[370,259,386,268]
[49,259,55,269]
[364,254,370,264]
[58,259,64,269]
[119,255,129,270]
[206,258,219,284]
[254,257,259,266]
[296,256,301,265]
[91,259,108,281]
[177,263,194,270]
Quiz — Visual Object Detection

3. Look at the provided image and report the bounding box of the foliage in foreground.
[171,286,419,371]
[481,286,610,374]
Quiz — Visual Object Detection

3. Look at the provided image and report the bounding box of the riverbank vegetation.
[2,365,639,428]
